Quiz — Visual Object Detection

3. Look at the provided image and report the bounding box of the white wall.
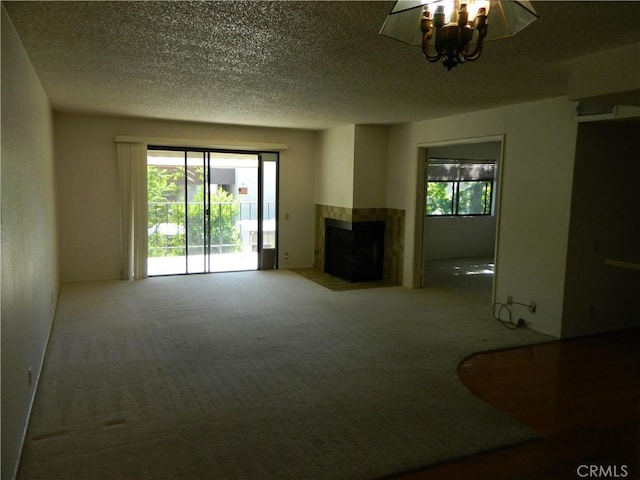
[314,125,356,208]
[315,124,389,210]
[387,97,579,338]
[54,113,317,280]
[353,125,388,209]
[424,216,496,259]
[1,7,59,480]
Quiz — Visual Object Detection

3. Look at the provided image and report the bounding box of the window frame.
[425,159,495,217]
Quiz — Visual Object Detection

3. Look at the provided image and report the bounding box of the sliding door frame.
[147,145,279,275]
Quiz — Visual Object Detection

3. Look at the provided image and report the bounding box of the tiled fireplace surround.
[314,204,405,286]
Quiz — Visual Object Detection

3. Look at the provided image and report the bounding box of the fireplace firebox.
[324,219,385,282]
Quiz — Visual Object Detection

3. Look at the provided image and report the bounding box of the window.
[426,160,495,216]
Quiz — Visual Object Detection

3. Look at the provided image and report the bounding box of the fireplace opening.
[324,219,385,282]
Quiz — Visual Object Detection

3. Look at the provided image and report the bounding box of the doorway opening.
[418,139,503,304]
[146,147,278,276]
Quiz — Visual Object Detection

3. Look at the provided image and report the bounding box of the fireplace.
[324,219,385,282]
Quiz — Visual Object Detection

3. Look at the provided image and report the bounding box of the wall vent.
[575,103,617,122]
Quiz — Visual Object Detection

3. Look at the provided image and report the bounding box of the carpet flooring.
[18,265,551,479]
[292,268,391,291]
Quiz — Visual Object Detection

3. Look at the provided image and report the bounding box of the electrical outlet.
[284,252,289,260]
[529,301,537,313]
[507,295,513,305]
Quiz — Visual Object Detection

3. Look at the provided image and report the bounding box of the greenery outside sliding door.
[147,147,278,276]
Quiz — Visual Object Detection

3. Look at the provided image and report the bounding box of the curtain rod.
[114,136,288,152]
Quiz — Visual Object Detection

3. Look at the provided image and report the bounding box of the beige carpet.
[19,266,550,479]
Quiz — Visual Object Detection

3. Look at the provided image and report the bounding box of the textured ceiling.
[3,1,640,130]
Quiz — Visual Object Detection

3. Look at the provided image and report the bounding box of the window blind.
[427,161,495,181]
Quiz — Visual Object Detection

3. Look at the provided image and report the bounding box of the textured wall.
[1,7,59,480]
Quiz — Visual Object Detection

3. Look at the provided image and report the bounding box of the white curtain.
[117,142,148,280]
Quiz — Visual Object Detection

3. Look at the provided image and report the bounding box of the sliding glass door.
[186,152,206,273]
[260,153,278,270]
[147,147,277,276]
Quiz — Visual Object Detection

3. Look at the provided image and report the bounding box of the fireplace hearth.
[324,218,385,282]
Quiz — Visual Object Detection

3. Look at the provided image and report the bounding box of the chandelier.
[380,0,538,70]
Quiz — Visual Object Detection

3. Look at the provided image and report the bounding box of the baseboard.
[282,264,314,270]
[61,275,122,283]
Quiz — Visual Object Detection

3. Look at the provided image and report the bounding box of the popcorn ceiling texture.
[4,1,640,129]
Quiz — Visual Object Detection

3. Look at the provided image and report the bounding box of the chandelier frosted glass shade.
[380,0,538,69]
